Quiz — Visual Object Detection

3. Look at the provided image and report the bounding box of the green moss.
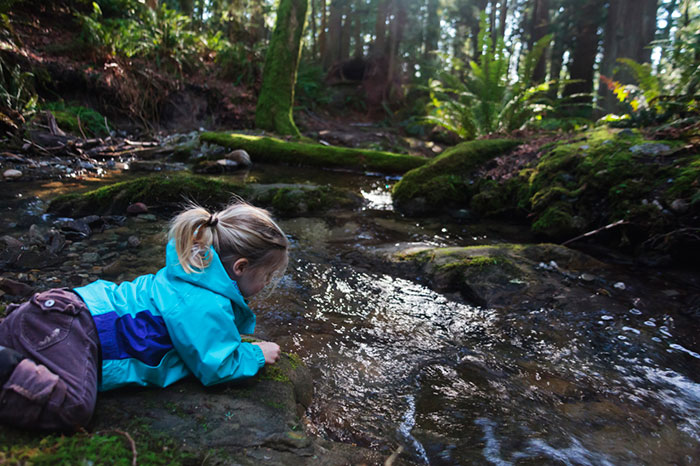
[200,132,427,174]
[43,102,110,137]
[391,139,521,214]
[0,428,195,465]
[531,202,578,238]
[286,353,303,369]
[522,127,692,240]
[668,155,700,203]
[254,0,308,136]
[48,175,359,218]
[259,365,291,383]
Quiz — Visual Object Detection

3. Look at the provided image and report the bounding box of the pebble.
[82,252,100,263]
[670,199,689,214]
[579,273,595,282]
[3,169,22,180]
[127,202,149,215]
[613,282,626,290]
[127,235,141,247]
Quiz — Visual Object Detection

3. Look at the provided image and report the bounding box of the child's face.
[229,251,286,298]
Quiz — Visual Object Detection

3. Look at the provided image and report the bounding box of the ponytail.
[169,201,288,275]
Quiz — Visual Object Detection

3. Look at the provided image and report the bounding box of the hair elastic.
[206,215,219,228]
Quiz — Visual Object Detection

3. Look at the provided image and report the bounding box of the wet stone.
[81,252,100,263]
[127,235,141,247]
[3,169,22,180]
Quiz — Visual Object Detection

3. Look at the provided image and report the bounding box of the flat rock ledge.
[0,354,389,465]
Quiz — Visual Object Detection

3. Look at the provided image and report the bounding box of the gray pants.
[0,288,100,431]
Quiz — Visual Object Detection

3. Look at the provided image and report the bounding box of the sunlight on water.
[257,252,700,464]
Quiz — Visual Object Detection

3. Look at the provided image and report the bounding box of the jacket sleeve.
[165,296,266,386]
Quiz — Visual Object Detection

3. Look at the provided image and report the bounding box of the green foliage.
[599,8,700,125]
[216,41,265,85]
[295,61,331,110]
[43,101,110,136]
[0,429,194,465]
[424,14,555,139]
[0,55,38,121]
[75,1,220,74]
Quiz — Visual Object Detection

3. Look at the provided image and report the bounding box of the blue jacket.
[74,240,266,391]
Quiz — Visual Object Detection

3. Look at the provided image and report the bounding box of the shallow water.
[2,165,698,465]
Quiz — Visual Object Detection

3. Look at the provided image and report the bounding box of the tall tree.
[255,0,309,136]
[323,0,345,68]
[598,0,660,114]
[529,0,550,83]
[562,0,605,115]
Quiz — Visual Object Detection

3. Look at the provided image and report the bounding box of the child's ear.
[232,258,249,277]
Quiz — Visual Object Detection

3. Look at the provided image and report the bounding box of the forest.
[0,0,698,464]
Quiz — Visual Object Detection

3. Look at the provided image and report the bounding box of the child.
[0,201,288,431]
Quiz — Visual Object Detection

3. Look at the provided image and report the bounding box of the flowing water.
[2,165,699,465]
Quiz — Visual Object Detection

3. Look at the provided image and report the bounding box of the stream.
[1,163,699,465]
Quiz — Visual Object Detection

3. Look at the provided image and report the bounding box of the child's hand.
[252,341,281,365]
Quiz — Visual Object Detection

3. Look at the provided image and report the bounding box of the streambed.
[1,164,698,465]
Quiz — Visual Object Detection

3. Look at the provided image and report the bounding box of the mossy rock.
[393,243,604,307]
[47,174,362,218]
[523,127,697,244]
[391,139,521,216]
[200,132,427,174]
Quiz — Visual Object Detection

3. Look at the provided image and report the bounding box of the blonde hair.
[169,201,289,275]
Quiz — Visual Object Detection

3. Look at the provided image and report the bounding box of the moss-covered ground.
[391,138,521,214]
[200,132,428,174]
[0,426,196,465]
[47,174,361,217]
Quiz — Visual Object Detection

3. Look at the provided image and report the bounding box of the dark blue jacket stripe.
[92,310,173,366]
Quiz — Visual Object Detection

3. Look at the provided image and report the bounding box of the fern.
[425,15,554,139]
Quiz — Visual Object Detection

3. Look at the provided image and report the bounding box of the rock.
[126,202,149,215]
[670,199,689,214]
[28,224,46,246]
[392,243,606,308]
[102,258,125,278]
[225,149,252,167]
[3,169,22,180]
[46,229,65,254]
[81,252,100,263]
[192,159,242,173]
[0,277,34,296]
[127,235,141,247]
[134,214,157,222]
[0,235,23,249]
[629,143,672,156]
[57,219,92,240]
[128,160,186,172]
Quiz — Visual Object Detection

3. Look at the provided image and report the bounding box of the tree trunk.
[255,0,309,137]
[562,0,605,116]
[310,0,318,59]
[424,0,440,60]
[353,1,363,57]
[179,0,193,16]
[529,0,549,83]
[498,0,508,40]
[386,0,406,100]
[340,0,352,61]
[324,0,344,68]
[373,0,389,57]
[598,0,659,114]
[319,0,327,64]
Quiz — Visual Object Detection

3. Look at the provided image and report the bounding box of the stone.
[225,149,252,167]
[81,252,100,263]
[0,235,23,249]
[3,169,22,180]
[670,199,689,214]
[46,229,66,254]
[126,202,149,215]
[629,143,672,156]
[28,224,46,246]
[0,277,34,296]
[57,219,92,240]
[127,235,141,247]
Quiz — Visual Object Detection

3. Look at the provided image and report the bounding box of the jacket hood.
[165,239,249,313]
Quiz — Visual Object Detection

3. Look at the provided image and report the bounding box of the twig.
[562,219,628,246]
[384,445,404,466]
[77,114,88,140]
[104,116,111,137]
[98,429,138,466]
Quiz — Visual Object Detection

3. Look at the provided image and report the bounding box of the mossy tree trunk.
[255,0,308,137]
